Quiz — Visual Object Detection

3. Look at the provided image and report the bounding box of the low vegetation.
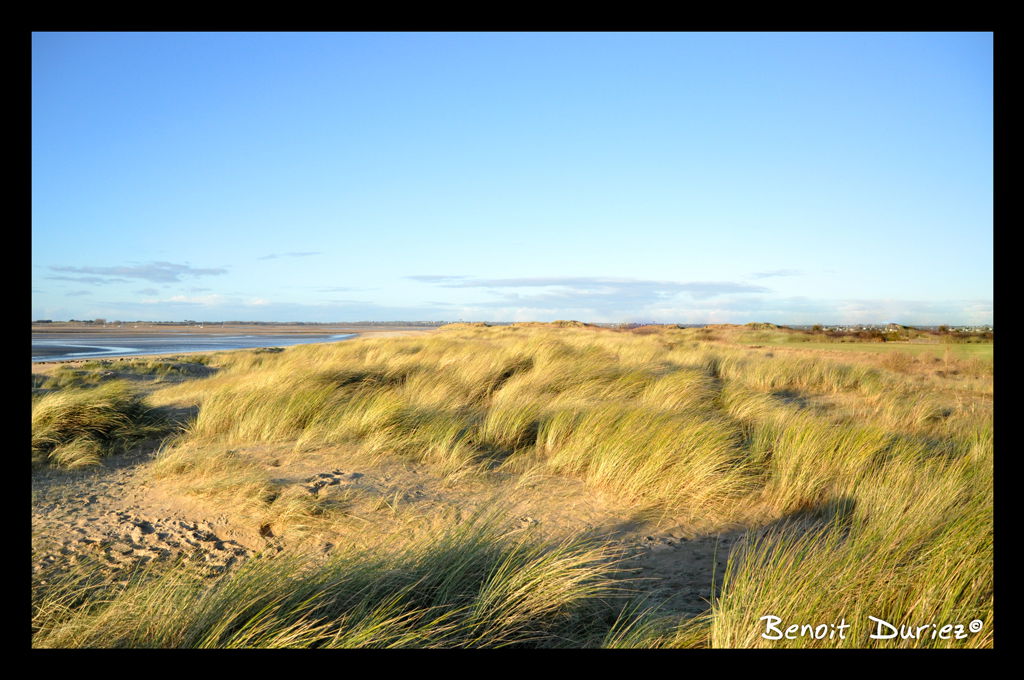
[32,324,993,647]
[33,358,214,393]
[33,516,641,648]
[32,381,170,469]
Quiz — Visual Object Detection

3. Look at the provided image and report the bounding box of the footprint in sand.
[302,470,365,496]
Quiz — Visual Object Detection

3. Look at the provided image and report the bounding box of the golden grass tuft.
[33,515,635,649]
[32,381,168,468]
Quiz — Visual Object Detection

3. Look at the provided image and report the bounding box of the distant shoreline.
[31,326,437,364]
[32,322,441,336]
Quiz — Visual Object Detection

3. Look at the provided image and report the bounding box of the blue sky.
[32,32,993,324]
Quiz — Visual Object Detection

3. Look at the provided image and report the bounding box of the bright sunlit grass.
[33,323,993,648]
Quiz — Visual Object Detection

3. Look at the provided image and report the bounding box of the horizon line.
[31,319,994,327]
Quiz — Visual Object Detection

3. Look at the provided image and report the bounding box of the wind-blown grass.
[32,381,168,468]
[36,323,991,647]
[33,517,635,649]
[34,359,214,392]
[711,454,992,648]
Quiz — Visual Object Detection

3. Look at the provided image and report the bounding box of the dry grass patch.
[41,323,991,648]
[32,381,169,469]
[33,516,642,649]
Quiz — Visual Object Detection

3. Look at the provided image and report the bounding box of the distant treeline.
[801,325,992,343]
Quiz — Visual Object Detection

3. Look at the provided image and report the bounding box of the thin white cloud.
[140,293,228,306]
[750,269,803,279]
[47,275,128,285]
[51,292,992,325]
[259,251,322,260]
[51,261,228,283]
[407,275,469,283]
[410,275,771,303]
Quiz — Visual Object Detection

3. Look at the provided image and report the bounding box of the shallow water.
[32,332,356,362]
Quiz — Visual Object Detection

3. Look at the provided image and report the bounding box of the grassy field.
[31,324,993,648]
[746,338,993,360]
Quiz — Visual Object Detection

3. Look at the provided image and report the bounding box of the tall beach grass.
[34,323,993,647]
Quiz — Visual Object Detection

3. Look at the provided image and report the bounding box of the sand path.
[32,434,741,617]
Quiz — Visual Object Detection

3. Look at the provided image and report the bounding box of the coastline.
[31,326,436,365]
[31,322,439,335]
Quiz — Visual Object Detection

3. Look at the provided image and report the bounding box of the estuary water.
[32,332,357,362]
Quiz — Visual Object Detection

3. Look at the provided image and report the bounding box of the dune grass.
[33,515,642,649]
[711,453,992,648]
[743,335,993,361]
[34,358,215,393]
[34,323,993,647]
[32,381,170,469]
